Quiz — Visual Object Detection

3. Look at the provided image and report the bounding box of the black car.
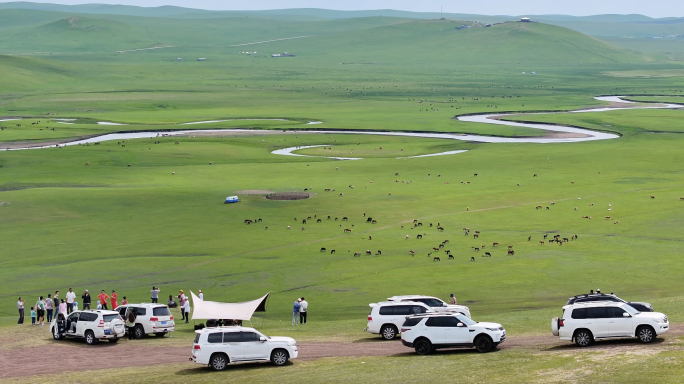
[566,293,653,312]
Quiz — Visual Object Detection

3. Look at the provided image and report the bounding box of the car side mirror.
[259,336,267,342]
[457,323,465,327]
[623,312,630,317]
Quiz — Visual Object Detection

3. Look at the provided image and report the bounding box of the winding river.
[3,96,681,154]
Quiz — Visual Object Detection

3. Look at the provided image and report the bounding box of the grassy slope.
[2,12,684,383]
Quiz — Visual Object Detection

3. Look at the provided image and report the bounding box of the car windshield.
[623,304,640,316]
[456,314,477,326]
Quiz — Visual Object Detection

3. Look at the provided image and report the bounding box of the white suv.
[366,301,434,340]
[552,302,669,347]
[51,310,125,344]
[400,313,506,354]
[191,326,298,370]
[388,295,471,318]
[116,303,175,338]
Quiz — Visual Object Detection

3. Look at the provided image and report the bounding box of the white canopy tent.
[189,291,270,321]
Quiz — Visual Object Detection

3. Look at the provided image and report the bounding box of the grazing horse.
[651,196,655,199]
[258,218,262,222]
[445,250,451,255]
[493,242,499,247]
[443,240,449,244]
[342,217,348,221]
[448,254,454,260]
[366,250,372,255]
[485,252,492,257]
[439,244,445,248]
[302,219,307,224]
[563,238,569,242]
[472,247,479,252]
[320,248,326,252]
[437,227,445,232]
[317,219,322,223]
[417,234,423,239]
[508,245,514,249]
[471,256,475,261]
[544,234,548,239]
[473,234,479,239]
[417,222,423,227]
[405,235,409,239]
[508,250,515,255]
[301,227,305,231]
[330,250,336,254]
[354,252,361,257]
[433,247,440,251]
[344,228,352,233]
[539,241,544,245]
[433,257,441,262]
[366,218,373,223]
[244,219,253,224]
[372,220,377,224]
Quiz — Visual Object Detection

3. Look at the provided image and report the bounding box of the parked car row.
[50,302,175,343]
[50,293,669,371]
[365,292,667,356]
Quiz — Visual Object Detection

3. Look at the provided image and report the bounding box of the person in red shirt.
[110,290,118,310]
[98,290,110,310]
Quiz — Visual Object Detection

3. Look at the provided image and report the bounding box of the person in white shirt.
[17,297,25,324]
[65,288,76,314]
[198,290,203,300]
[183,298,190,323]
[299,297,308,324]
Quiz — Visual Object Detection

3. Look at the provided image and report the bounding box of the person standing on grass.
[98,290,110,310]
[110,290,118,310]
[292,298,301,325]
[30,307,36,325]
[121,296,129,306]
[66,288,76,314]
[178,290,187,321]
[17,297,25,324]
[198,290,204,300]
[81,290,91,310]
[168,295,177,308]
[35,296,46,326]
[299,297,308,325]
[53,291,60,313]
[151,286,160,304]
[183,297,191,323]
[45,294,54,323]
[59,299,67,315]
[450,293,457,305]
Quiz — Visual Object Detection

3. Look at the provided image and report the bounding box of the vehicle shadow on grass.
[545,337,666,351]
[391,347,492,358]
[174,361,294,376]
[49,336,122,348]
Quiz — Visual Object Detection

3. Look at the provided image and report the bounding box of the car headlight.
[287,340,297,346]
[486,328,501,332]
[652,317,666,323]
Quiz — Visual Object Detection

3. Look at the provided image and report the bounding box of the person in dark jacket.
[81,290,91,310]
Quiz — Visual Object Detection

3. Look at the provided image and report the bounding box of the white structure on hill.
[520,17,531,22]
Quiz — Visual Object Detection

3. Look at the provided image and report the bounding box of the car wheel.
[475,335,493,353]
[52,327,63,340]
[154,332,166,337]
[109,337,119,344]
[414,339,432,355]
[84,330,97,345]
[574,330,593,347]
[134,325,145,339]
[210,353,229,371]
[381,325,397,340]
[637,326,655,343]
[271,349,289,366]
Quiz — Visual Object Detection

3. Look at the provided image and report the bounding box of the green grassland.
[2,9,684,383]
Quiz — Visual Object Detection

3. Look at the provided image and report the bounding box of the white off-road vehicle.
[400,312,506,354]
[366,301,434,340]
[552,302,669,347]
[387,295,471,318]
[51,310,125,344]
[116,303,175,338]
[191,326,298,370]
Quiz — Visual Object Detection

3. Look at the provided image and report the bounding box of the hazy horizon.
[0,0,681,18]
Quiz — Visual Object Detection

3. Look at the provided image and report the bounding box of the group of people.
[292,297,309,325]
[17,287,130,325]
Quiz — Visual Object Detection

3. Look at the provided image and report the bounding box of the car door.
[66,312,80,335]
[608,307,633,337]
[585,307,610,338]
[423,317,447,344]
[442,316,471,344]
[76,312,94,336]
[241,332,269,360]
[222,332,244,361]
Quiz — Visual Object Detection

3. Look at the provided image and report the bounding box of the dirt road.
[2,325,682,379]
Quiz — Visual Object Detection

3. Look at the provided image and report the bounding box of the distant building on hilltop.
[520,17,531,22]
[271,52,296,58]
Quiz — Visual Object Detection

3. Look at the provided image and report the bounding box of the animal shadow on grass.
[545,337,665,351]
[176,361,294,376]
